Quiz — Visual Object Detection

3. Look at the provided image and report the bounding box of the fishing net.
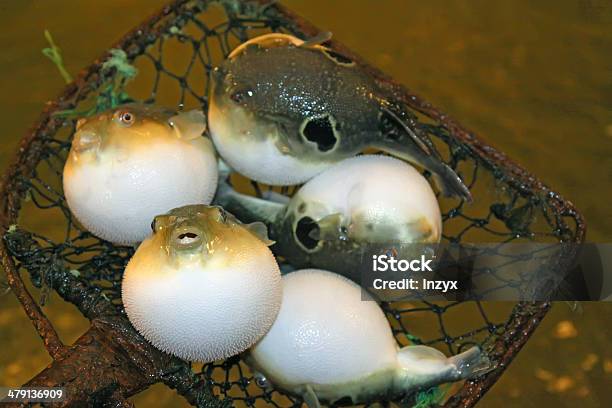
[0,0,585,407]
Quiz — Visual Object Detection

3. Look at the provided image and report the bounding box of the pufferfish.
[249,269,491,407]
[122,205,282,363]
[208,33,471,200]
[215,155,442,282]
[63,104,218,245]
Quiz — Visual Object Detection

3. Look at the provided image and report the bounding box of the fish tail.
[373,133,472,202]
[374,105,472,201]
[432,162,473,202]
[447,346,492,380]
[395,345,492,391]
[213,177,284,226]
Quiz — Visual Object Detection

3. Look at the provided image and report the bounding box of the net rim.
[0,0,585,406]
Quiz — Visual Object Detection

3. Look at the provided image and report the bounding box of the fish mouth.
[170,224,206,251]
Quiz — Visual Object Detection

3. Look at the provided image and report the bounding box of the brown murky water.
[0,1,610,407]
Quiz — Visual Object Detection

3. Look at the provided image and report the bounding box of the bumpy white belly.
[63,138,217,244]
[122,239,282,362]
[250,269,398,388]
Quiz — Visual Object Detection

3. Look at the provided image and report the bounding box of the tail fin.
[375,138,473,202]
[395,345,492,391]
[432,163,473,202]
[447,346,492,380]
[214,160,285,225]
[373,106,473,202]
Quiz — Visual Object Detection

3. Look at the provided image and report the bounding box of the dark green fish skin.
[210,39,471,200]
[214,181,438,283]
[271,212,368,283]
[214,46,384,148]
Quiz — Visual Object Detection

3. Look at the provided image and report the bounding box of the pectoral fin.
[169,110,207,140]
[245,221,275,246]
[260,113,302,155]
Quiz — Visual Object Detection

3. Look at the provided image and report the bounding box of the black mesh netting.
[0,1,586,407]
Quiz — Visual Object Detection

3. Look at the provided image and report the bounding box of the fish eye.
[229,89,253,104]
[116,110,135,126]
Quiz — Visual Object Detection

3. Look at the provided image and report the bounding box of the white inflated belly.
[63,139,217,245]
[296,155,442,241]
[250,269,398,386]
[122,239,282,362]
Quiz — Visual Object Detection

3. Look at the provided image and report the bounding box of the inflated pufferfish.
[122,205,282,362]
[63,104,217,245]
[249,269,490,406]
[215,155,442,282]
[209,33,471,200]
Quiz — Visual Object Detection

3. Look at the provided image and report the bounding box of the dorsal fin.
[168,109,206,140]
[223,208,276,246]
[244,221,275,246]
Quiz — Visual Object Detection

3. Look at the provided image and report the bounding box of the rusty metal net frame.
[0,0,586,407]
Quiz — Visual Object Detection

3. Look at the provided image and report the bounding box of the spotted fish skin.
[209,35,471,200]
